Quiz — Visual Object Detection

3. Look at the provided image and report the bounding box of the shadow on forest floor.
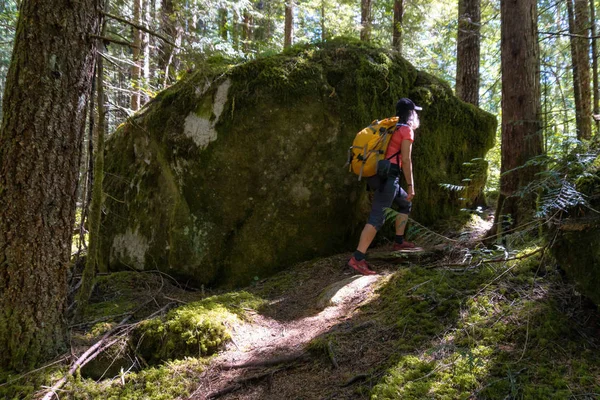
[2,223,599,400]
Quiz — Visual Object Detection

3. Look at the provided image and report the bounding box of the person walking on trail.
[348,98,422,276]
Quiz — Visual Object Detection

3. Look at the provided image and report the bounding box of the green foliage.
[66,358,208,400]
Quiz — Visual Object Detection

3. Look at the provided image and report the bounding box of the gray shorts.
[366,175,412,230]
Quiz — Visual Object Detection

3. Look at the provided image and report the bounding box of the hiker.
[347,98,422,275]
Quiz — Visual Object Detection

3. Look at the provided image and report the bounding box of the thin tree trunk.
[0,0,100,371]
[361,0,372,42]
[567,0,582,138]
[158,0,178,87]
[77,6,109,312]
[142,0,151,104]
[567,0,592,140]
[131,0,142,111]
[455,0,481,106]
[575,0,592,140]
[284,0,294,48]
[590,0,599,136]
[489,0,543,240]
[392,0,404,51]
[242,11,252,52]
[219,8,228,41]
[321,0,326,42]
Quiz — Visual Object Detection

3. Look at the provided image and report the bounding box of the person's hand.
[407,186,415,201]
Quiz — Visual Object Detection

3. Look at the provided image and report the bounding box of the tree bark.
[490,0,543,238]
[360,0,372,42]
[284,0,294,48]
[455,0,481,106]
[0,0,100,371]
[575,0,592,140]
[131,0,142,111]
[567,0,592,140]
[77,7,109,312]
[219,8,228,41]
[590,0,599,136]
[142,0,151,104]
[392,0,404,52]
[242,10,253,52]
[321,0,326,42]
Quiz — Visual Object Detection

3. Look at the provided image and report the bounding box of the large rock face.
[100,40,496,287]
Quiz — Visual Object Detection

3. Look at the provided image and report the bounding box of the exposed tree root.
[207,365,296,399]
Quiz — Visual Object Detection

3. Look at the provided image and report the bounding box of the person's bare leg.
[395,213,409,235]
[357,224,378,253]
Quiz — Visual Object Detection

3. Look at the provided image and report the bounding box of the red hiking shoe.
[347,256,377,275]
[393,241,417,251]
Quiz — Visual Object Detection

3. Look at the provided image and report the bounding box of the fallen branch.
[327,340,339,369]
[221,352,308,369]
[101,11,178,48]
[41,302,173,400]
[41,314,134,400]
[424,246,546,270]
[90,34,138,48]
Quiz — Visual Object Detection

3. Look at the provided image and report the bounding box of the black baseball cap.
[396,98,422,115]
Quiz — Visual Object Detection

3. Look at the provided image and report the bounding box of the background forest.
[0,0,599,398]
[1,0,598,168]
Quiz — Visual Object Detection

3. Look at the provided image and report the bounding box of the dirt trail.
[189,254,395,400]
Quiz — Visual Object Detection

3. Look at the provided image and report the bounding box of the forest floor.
[2,215,600,399]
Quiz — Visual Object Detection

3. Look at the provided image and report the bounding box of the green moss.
[66,358,208,400]
[134,291,265,364]
[363,244,599,399]
[78,271,162,322]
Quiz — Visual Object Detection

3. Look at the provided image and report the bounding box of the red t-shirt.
[385,124,414,166]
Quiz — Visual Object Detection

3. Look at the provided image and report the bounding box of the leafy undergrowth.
[2,236,599,399]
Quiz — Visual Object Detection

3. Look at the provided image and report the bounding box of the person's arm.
[401,139,414,201]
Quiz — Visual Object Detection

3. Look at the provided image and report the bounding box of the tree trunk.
[77,8,109,312]
[242,11,252,52]
[158,0,174,84]
[360,0,372,42]
[590,0,599,136]
[321,0,326,42]
[455,0,481,106]
[284,0,294,48]
[490,0,543,239]
[131,0,142,111]
[392,0,404,51]
[575,0,592,140]
[142,0,151,104]
[219,8,228,41]
[0,0,100,371]
[567,0,592,140]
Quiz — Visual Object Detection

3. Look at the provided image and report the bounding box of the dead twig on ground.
[221,352,308,369]
[41,302,173,400]
[327,340,339,369]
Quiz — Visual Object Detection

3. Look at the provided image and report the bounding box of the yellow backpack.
[346,117,399,180]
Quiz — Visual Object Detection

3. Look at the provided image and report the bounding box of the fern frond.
[439,183,467,192]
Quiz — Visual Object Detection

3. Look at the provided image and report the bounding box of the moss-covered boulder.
[552,155,600,305]
[101,39,496,287]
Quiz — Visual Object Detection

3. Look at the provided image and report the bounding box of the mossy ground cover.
[0,271,266,399]
[3,236,599,399]
[365,247,600,399]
